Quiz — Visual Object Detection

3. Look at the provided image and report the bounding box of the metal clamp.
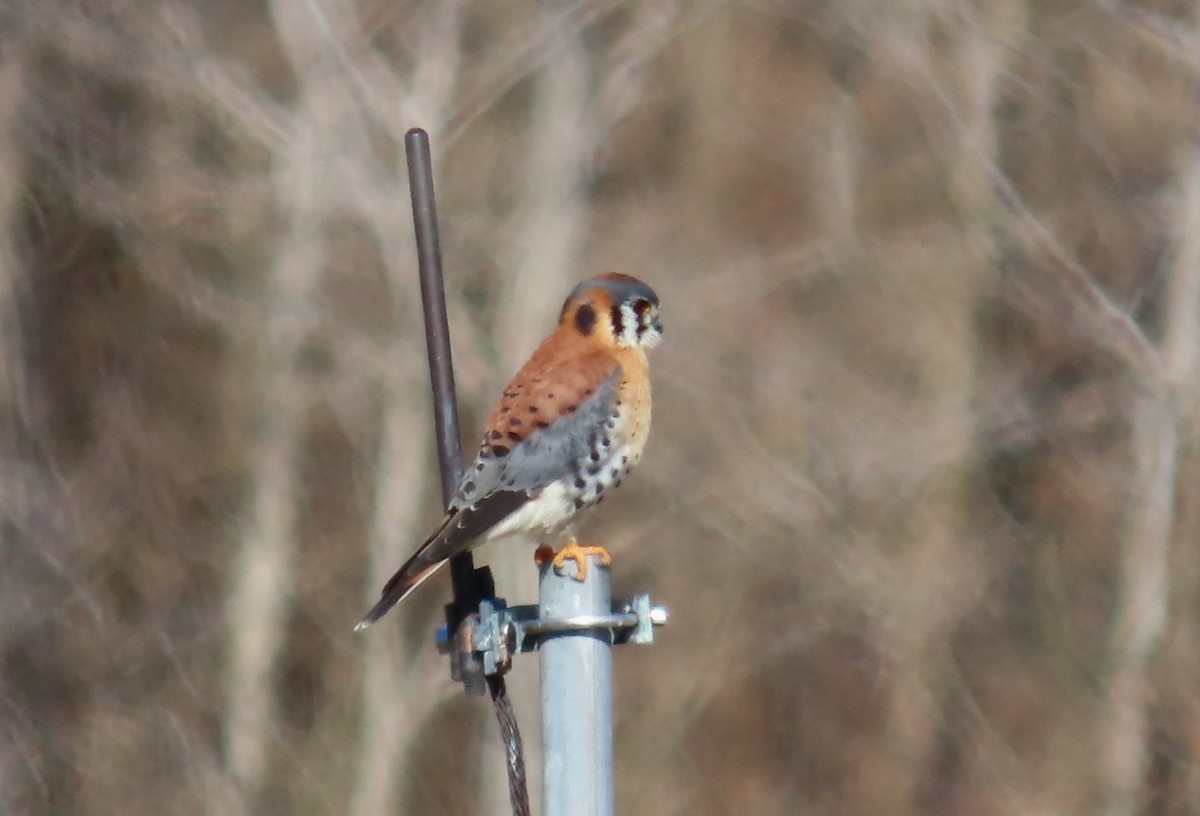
[437,595,668,677]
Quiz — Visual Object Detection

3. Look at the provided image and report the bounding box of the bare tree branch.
[1101,145,1200,816]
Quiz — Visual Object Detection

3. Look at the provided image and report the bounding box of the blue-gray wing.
[450,363,621,507]
[355,359,622,629]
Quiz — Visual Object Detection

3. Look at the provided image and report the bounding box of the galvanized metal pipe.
[540,557,614,816]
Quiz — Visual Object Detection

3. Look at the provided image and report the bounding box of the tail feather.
[355,515,456,631]
[354,490,530,631]
[354,556,447,631]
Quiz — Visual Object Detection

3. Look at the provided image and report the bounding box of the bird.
[356,272,662,630]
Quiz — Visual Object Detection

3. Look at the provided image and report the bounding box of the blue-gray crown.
[562,273,659,311]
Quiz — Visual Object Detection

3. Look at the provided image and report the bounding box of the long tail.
[354,526,452,631]
[354,557,446,630]
[354,490,530,631]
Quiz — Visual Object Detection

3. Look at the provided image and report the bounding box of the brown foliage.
[3,1,1200,815]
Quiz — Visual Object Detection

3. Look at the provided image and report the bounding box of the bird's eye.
[632,299,651,318]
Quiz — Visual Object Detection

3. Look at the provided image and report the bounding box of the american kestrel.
[356,272,662,630]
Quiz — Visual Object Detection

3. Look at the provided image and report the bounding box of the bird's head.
[560,272,663,350]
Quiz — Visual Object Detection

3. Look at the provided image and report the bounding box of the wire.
[488,675,533,816]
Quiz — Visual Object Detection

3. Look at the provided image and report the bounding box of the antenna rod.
[404,128,484,676]
[406,128,465,502]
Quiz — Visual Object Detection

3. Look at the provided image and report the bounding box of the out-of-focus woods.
[3,1,1200,814]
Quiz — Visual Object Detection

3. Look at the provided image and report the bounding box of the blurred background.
[3,1,1200,814]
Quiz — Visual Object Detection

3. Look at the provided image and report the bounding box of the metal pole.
[540,556,614,816]
[405,128,488,695]
[406,128,463,502]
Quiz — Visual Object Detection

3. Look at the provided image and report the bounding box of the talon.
[549,538,612,581]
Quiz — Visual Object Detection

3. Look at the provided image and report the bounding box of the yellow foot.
[544,539,612,582]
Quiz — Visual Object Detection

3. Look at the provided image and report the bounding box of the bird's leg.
[536,537,612,582]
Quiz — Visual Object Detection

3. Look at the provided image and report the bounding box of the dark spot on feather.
[528,406,539,414]
[535,420,551,429]
[489,444,511,457]
[621,455,628,464]
[566,404,578,414]
[590,450,601,462]
[610,468,621,480]
[507,431,522,443]
[609,410,620,420]
[601,437,611,449]
[489,430,502,440]
[614,399,622,406]
[547,392,556,399]
[574,303,597,336]
[586,463,601,476]
[509,417,522,427]
[500,406,510,414]
[463,480,476,493]
[584,387,594,397]
[574,476,586,490]
[596,495,605,505]
[614,479,622,489]
[605,420,616,430]
[476,462,486,472]
[574,497,586,510]
[593,484,604,496]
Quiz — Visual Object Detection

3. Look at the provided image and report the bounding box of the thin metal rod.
[540,557,614,816]
[406,127,481,689]
[404,128,478,605]
[406,128,464,504]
